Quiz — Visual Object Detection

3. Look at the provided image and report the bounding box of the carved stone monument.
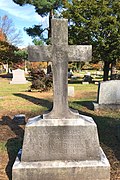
[12,18,110,180]
[10,69,28,84]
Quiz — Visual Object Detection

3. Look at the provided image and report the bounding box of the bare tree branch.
[0,15,23,46]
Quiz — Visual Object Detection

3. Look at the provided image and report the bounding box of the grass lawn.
[0,76,120,180]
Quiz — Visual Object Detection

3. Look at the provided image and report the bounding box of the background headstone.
[3,64,8,73]
[83,72,93,84]
[13,114,26,125]
[94,80,120,110]
[10,69,28,84]
[68,86,74,97]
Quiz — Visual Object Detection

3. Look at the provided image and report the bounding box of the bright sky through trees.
[0,0,48,48]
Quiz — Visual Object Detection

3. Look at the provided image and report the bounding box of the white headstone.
[3,64,8,73]
[25,68,28,74]
[68,86,74,97]
[9,68,12,74]
[10,69,28,84]
[86,71,91,76]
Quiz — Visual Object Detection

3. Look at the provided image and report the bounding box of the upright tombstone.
[12,18,110,180]
[82,71,92,84]
[68,86,75,97]
[10,69,28,84]
[94,80,120,110]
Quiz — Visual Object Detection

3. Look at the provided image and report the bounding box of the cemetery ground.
[0,76,120,180]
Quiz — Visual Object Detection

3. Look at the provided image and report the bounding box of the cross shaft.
[28,18,92,119]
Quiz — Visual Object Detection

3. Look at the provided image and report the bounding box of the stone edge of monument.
[12,147,110,180]
[26,114,96,126]
[93,102,120,111]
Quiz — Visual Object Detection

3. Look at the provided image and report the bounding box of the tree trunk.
[110,62,113,80]
[103,61,110,81]
[48,9,54,41]
[110,60,116,80]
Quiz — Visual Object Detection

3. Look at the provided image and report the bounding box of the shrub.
[29,68,53,91]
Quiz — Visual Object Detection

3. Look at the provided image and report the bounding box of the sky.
[0,0,49,48]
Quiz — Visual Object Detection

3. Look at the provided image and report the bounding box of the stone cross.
[28,18,92,119]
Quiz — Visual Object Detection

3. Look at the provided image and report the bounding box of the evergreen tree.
[63,0,120,80]
[13,0,65,41]
[13,0,67,75]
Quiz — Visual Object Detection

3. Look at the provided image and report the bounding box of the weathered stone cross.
[28,18,92,119]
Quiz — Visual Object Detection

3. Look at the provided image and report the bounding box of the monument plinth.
[12,18,110,180]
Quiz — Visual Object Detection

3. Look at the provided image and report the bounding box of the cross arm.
[28,45,52,62]
[68,45,92,62]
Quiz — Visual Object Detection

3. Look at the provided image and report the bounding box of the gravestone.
[68,86,74,97]
[3,64,8,73]
[8,68,12,74]
[13,114,26,125]
[25,67,28,74]
[10,69,28,84]
[12,18,110,180]
[82,72,93,84]
[94,80,120,110]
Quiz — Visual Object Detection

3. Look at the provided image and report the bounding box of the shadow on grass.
[0,116,24,180]
[66,98,120,164]
[68,79,83,84]
[71,101,120,162]
[14,93,53,110]
[71,100,94,110]
[0,73,12,79]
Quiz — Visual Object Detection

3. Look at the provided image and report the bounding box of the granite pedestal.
[12,115,110,180]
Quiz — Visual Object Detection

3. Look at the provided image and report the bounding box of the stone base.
[93,102,120,111]
[10,80,28,84]
[12,148,110,180]
[12,114,110,179]
[21,115,101,162]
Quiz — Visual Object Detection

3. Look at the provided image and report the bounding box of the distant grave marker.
[10,69,28,84]
[94,80,120,110]
[68,86,74,97]
[13,114,26,125]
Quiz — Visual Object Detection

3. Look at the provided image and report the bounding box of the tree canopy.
[63,0,120,80]
[13,0,66,42]
[0,41,18,64]
[13,0,120,80]
[13,0,64,16]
